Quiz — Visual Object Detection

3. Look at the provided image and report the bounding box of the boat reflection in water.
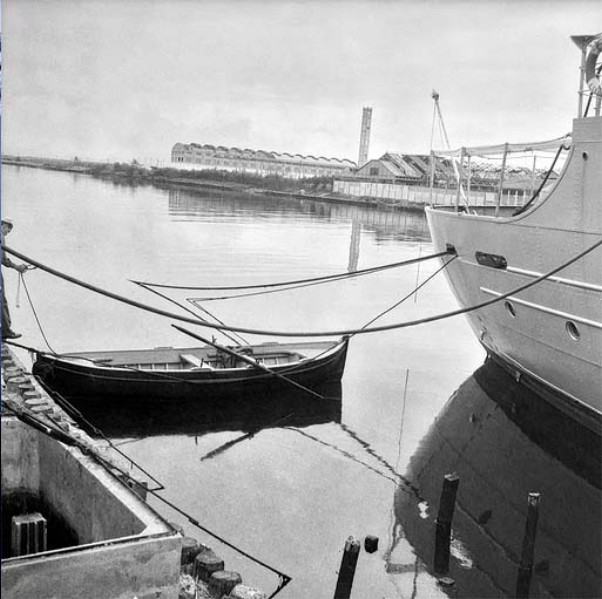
[393,358,600,598]
[65,382,342,439]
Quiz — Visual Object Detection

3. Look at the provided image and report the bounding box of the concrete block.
[209,570,242,598]
[5,374,27,391]
[24,398,49,409]
[11,513,48,556]
[23,390,42,401]
[194,549,224,582]
[227,584,267,599]
[30,402,53,415]
[18,381,36,394]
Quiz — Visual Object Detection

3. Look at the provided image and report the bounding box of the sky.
[1,0,600,164]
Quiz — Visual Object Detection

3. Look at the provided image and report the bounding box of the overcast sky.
[2,0,600,164]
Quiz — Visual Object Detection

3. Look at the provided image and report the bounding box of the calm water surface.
[3,166,599,598]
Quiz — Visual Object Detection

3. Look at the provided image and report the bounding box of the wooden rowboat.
[32,337,349,402]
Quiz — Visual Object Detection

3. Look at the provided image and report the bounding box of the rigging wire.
[187,269,390,303]
[352,255,456,338]
[136,281,249,346]
[5,239,601,338]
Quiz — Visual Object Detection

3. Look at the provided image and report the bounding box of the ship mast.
[430,90,467,210]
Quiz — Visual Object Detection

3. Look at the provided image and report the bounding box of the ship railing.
[429,135,571,216]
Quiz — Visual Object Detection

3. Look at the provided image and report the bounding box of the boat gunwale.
[44,339,348,375]
[33,338,349,382]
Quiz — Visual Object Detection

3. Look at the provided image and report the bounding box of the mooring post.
[516,492,541,599]
[334,536,360,599]
[434,473,460,575]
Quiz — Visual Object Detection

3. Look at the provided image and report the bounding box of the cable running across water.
[187,252,448,303]
[5,239,601,338]
[133,250,449,292]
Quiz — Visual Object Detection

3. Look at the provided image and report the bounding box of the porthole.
[505,301,516,317]
[566,321,580,341]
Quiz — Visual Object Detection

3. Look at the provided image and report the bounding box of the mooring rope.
[187,251,449,304]
[5,239,601,338]
[133,250,450,292]
[18,271,58,354]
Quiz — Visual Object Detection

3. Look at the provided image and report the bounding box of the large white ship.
[425,34,602,422]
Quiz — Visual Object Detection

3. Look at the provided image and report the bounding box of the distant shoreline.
[2,155,427,213]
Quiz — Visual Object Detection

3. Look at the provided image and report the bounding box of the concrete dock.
[1,344,266,599]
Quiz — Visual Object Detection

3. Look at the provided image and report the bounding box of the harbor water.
[3,165,600,598]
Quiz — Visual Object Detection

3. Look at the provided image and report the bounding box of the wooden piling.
[334,536,360,599]
[516,492,541,599]
[208,570,243,597]
[194,549,224,582]
[434,473,460,574]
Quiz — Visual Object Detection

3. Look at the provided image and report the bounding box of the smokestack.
[358,107,372,167]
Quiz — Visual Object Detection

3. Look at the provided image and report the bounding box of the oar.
[171,324,326,401]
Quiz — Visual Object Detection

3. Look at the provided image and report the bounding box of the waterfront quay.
[1,344,267,599]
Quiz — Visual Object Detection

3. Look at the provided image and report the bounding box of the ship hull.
[425,117,602,419]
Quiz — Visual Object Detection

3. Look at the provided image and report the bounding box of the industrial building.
[171,143,356,179]
[171,107,543,208]
[333,151,546,207]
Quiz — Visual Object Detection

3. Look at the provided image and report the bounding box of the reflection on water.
[69,383,342,439]
[394,358,601,599]
[167,187,431,243]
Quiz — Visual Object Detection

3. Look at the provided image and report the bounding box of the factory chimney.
[358,107,373,167]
